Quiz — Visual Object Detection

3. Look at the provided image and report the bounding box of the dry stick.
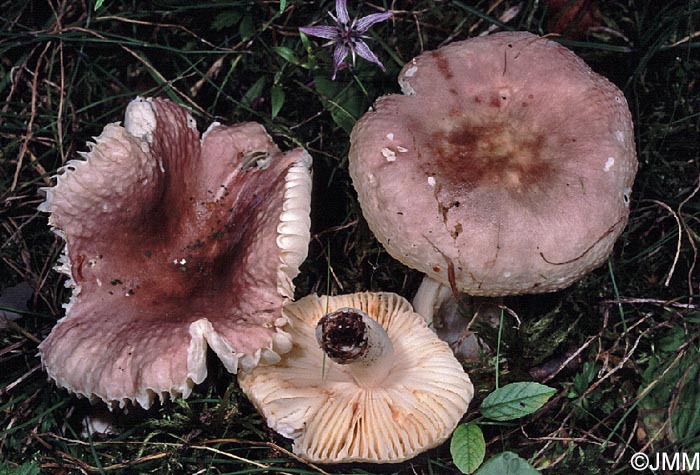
[90,11,264,107]
[35,239,62,313]
[119,46,207,116]
[481,4,522,36]
[95,15,232,51]
[666,354,697,442]
[613,418,639,469]
[631,348,690,455]
[531,310,613,464]
[5,319,41,345]
[467,0,506,34]
[311,219,358,240]
[12,42,51,191]
[202,438,331,475]
[664,29,700,48]
[47,0,67,164]
[28,150,52,186]
[601,297,700,309]
[56,39,66,164]
[3,215,42,286]
[413,10,424,52]
[497,303,521,328]
[0,45,38,128]
[190,55,225,97]
[0,364,40,395]
[61,449,170,473]
[45,434,329,475]
[0,340,25,358]
[453,305,483,352]
[188,445,271,470]
[647,199,683,287]
[586,329,651,393]
[541,333,599,383]
[579,332,696,463]
[677,175,700,303]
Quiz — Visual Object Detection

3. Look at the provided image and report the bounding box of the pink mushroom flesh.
[40,98,311,406]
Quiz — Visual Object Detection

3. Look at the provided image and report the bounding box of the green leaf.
[638,328,700,447]
[279,0,286,14]
[273,46,300,66]
[451,423,486,474]
[474,452,541,475]
[669,351,700,443]
[210,11,242,31]
[313,77,367,133]
[270,86,285,118]
[93,0,104,10]
[481,382,556,421]
[239,15,255,41]
[299,31,312,50]
[241,77,266,107]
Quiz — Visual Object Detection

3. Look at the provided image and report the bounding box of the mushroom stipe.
[316,308,370,364]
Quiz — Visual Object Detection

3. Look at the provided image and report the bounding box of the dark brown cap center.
[428,122,553,193]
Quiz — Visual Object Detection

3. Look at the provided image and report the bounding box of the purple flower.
[299,0,392,80]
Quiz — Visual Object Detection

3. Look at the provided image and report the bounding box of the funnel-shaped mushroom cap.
[349,32,637,296]
[238,292,474,464]
[39,97,312,408]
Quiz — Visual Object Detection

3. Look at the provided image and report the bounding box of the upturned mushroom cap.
[349,32,637,296]
[238,292,474,464]
[39,97,312,408]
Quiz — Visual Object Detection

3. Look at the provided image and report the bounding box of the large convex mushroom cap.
[39,97,312,408]
[349,32,637,296]
[238,292,474,464]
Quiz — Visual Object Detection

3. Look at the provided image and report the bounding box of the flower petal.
[353,39,385,71]
[299,25,340,40]
[332,43,350,80]
[355,11,392,34]
[335,0,350,25]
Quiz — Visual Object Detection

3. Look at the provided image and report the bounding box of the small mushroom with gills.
[348,32,637,356]
[238,292,474,464]
[39,97,312,408]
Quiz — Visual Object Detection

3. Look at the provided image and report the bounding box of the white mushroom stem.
[412,275,498,360]
[315,307,394,387]
[412,275,453,328]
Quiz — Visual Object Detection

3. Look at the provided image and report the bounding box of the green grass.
[1,0,699,473]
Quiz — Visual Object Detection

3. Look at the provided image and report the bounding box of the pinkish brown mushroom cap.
[349,32,637,296]
[39,97,312,408]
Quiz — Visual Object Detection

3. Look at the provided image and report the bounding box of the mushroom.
[39,97,312,408]
[349,31,637,296]
[237,292,474,464]
[348,32,636,356]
